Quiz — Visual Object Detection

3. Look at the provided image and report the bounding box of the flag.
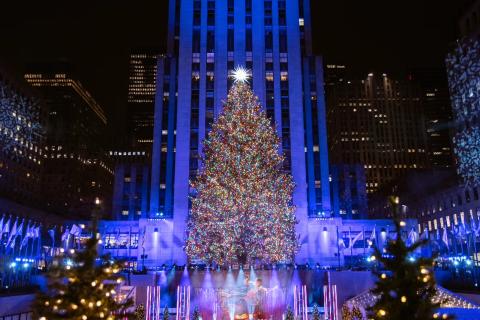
[338,238,346,250]
[420,228,429,240]
[442,227,449,248]
[20,233,29,248]
[20,222,33,248]
[34,226,40,239]
[0,216,4,235]
[2,217,10,234]
[459,223,467,238]
[26,223,34,238]
[48,227,55,246]
[6,219,18,247]
[407,228,419,246]
[61,227,70,242]
[368,226,376,248]
[17,219,24,237]
[70,224,81,236]
[471,218,477,236]
[348,231,363,250]
[452,225,459,239]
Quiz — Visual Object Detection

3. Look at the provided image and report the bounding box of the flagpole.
[117,228,120,259]
[473,231,478,285]
[363,226,366,257]
[128,226,132,285]
[453,226,458,256]
[336,226,340,268]
[30,228,36,259]
[349,227,353,263]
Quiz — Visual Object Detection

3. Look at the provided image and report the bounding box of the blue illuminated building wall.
[115,0,333,265]
[446,36,480,186]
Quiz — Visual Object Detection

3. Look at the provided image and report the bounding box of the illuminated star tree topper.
[230,66,252,84]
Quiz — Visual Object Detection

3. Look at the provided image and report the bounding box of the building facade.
[0,70,45,208]
[446,0,480,186]
[409,68,454,169]
[24,63,113,218]
[326,71,429,193]
[330,164,368,219]
[110,150,150,220]
[110,0,336,265]
[127,49,160,151]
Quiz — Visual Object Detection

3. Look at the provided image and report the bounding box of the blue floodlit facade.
[446,36,480,185]
[110,0,333,266]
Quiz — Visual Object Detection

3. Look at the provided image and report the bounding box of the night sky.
[1,0,463,140]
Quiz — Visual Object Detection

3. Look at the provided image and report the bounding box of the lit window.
[122,210,129,216]
[299,18,304,26]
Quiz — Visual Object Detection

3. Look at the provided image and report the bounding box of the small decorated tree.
[163,305,170,320]
[312,304,321,320]
[192,307,201,320]
[351,306,363,319]
[135,304,146,320]
[33,217,133,319]
[285,307,294,320]
[367,196,453,320]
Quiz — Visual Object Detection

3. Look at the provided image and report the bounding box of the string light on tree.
[185,78,297,265]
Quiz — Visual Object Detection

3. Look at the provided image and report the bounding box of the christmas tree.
[285,307,294,320]
[367,196,452,320]
[312,304,321,320]
[342,304,363,320]
[185,69,297,265]
[135,304,146,320]
[192,307,200,320]
[33,218,133,319]
[163,306,170,320]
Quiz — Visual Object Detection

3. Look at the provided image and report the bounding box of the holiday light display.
[446,36,480,185]
[0,80,43,158]
[185,81,297,265]
[453,127,480,186]
[33,219,133,319]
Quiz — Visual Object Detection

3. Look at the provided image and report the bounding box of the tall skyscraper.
[0,69,45,207]
[122,0,332,264]
[127,49,160,151]
[326,71,428,193]
[24,63,113,218]
[408,68,453,169]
